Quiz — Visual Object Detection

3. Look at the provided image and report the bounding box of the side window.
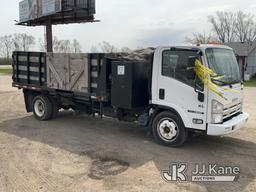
[163,54,179,77]
[162,50,200,87]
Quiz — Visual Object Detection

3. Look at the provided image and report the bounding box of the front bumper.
[207,113,249,136]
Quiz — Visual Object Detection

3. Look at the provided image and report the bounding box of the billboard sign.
[19,0,96,23]
[19,0,38,22]
[41,0,61,16]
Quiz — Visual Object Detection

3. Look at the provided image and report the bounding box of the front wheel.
[152,111,188,147]
[32,95,53,121]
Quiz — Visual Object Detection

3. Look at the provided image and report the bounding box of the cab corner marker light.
[208,41,222,45]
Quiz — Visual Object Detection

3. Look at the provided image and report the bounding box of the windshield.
[205,48,241,85]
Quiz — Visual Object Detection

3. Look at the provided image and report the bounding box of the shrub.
[0,58,12,65]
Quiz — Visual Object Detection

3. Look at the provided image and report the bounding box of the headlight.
[212,114,223,124]
[212,100,224,114]
[212,100,224,124]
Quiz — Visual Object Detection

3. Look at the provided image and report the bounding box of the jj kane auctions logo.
[162,163,240,182]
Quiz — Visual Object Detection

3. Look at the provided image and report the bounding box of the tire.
[152,111,188,147]
[48,96,59,119]
[32,95,53,121]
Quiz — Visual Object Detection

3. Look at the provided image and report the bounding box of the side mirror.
[187,57,196,80]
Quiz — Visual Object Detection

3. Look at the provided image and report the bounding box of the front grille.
[223,103,242,120]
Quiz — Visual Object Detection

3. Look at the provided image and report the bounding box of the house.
[225,42,256,80]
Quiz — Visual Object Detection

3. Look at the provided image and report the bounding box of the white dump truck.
[12,44,249,147]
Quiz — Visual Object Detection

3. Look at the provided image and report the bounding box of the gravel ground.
[0,75,255,192]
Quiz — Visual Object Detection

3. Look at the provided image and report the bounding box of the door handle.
[159,89,165,100]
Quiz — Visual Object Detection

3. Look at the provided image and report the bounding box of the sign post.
[46,20,53,52]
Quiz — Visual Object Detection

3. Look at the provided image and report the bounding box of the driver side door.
[153,48,207,130]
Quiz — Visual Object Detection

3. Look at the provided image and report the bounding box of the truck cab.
[150,44,249,146]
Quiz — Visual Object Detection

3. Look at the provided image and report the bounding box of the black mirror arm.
[194,76,205,102]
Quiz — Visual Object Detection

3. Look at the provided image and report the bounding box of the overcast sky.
[1,0,256,51]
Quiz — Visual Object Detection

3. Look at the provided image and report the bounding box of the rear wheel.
[48,97,59,119]
[32,95,53,121]
[152,111,188,147]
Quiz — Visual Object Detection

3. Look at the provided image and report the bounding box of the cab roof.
[157,44,233,51]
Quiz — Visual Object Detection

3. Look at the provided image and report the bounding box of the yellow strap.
[193,60,239,100]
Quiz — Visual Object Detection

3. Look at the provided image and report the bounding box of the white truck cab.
[150,44,249,146]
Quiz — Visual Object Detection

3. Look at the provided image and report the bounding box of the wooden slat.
[48,56,64,87]
[47,53,90,93]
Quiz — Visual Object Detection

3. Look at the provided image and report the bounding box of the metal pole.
[46,21,53,52]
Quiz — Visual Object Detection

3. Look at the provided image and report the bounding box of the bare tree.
[247,26,256,42]
[209,11,236,43]
[54,40,72,53]
[39,35,59,52]
[209,11,256,43]
[99,41,118,53]
[38,37,46,52]
[52,36,60,52]
[0,35,14,59]
[13,33,35,51]
[51,37,82,53]
[185,32,218,44]
[235,11,256,42]
[90,45,99,53]
[223,12,236,42]
[72,39,82,53]
[121,47,132,53]
[52,36,65,52]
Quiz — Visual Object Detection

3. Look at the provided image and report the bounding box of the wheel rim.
[157,118,179,141]
[34,99,45,117]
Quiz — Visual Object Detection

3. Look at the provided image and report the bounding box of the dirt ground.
[0,75,255,192]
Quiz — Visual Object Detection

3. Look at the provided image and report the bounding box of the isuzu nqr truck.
[12,44,249,147]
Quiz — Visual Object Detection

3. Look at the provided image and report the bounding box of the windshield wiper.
[230,80,243,85]
[211,78,231,86]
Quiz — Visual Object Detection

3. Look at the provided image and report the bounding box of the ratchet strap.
[193,59,240,100]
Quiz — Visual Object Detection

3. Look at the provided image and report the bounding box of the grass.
[0,68,12,75]
[244,78,256,87]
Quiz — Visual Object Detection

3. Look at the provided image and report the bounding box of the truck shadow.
[0,112,255,192]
